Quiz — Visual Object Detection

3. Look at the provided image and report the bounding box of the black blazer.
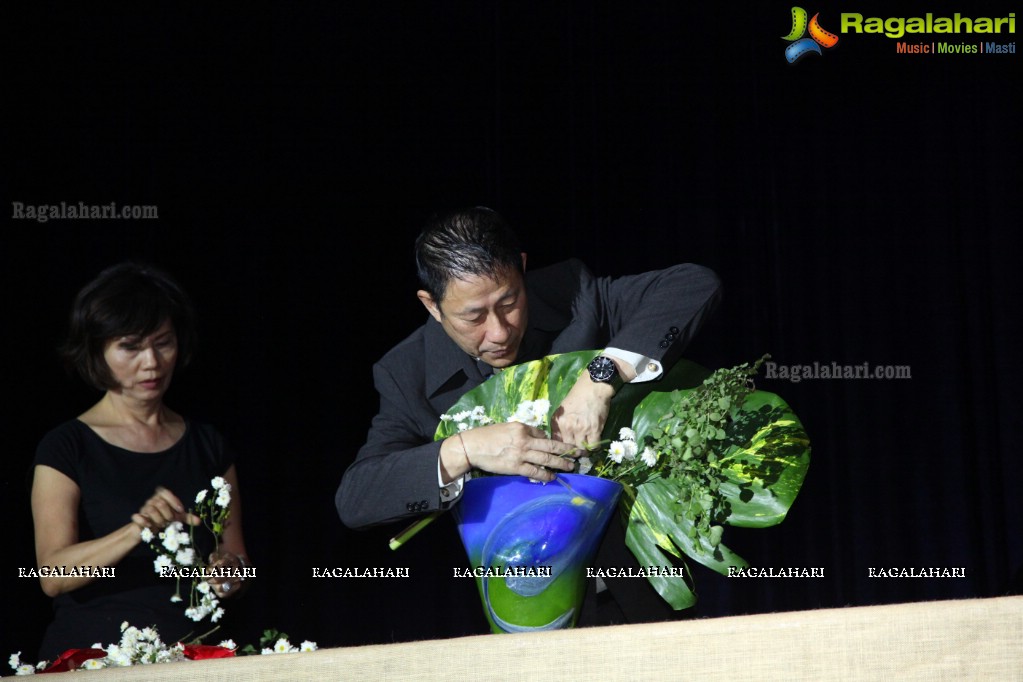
[336,259,721,528]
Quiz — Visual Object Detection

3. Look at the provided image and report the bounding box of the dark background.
[3,1,1020,658]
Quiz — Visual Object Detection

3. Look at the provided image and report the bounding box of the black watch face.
[589,356,617,382]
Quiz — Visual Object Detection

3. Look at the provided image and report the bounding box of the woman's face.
[102,319,178,400]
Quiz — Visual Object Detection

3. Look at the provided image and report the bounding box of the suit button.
[659,340,669,348]
[441,488,450,498]
[420,500,428,510]
[670,326,679,335]
[406,503,414,511]
[664,333,676,342]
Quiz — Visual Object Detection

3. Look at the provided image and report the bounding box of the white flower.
[619,427,636,442]
[509,399,551,427]
[608,441,626,464]
[159,522,188,552]
[641,447,658,467]
[196,581,211,595]
[9,652,21,669]
[153,554,173,573]
[211,607,225,623]
[184,607,203,621]
[15,664,37,675]
[260,648,274,655]
[577,456,593,475]
[170,594,182,603]
[273,638,297,654]
[457,422,469,432]
[140,527,154,543]
[439,414,453,422]
[175,548,196,566]
[106,646,131,667]
[82,659,106,670]
[218,639,236,650]
[215,487,231,508]
[299,641,318,652]
[622,440,638,461]
[195,490,208,504]
[210,476,227,490]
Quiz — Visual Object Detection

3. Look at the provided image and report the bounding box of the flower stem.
[389,512,442,551]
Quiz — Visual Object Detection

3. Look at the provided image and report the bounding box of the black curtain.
[4,1,1020,657]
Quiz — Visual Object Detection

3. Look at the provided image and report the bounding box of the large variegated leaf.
[716,390,811,527]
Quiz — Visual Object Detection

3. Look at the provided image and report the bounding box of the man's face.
[418,261,528,368]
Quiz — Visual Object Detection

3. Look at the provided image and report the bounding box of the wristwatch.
[587,355,624,392]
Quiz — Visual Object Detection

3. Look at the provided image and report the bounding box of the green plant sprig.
[644,354,770,552]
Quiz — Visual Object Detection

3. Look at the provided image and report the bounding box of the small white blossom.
[218,639,237,650]
[170,594,182,603]
[215,487,231,508]
[439,414,453,422]
[261,648,274,655]
[82,659,106,670]
[299,641,318,652]
[457,422,469,432]
[210,476,227,490]
[195,489,208,504]
[608,441,626,464]
[153,554,173,573]
[9,652,21,669]
[211,607,225,622]
[641,447,658,467]
[619,427,636,442]
[196,581,211,595]
[159,522,188,552]
[622,440,638,460]
[106,646,131,667]
[15,664,37,675]
[140,527,154,543]
[509,399,551,428]
[577,456,593,475]
[175,548,196,566]
[273,638,297,654]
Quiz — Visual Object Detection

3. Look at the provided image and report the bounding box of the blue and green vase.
[452,474,622,634]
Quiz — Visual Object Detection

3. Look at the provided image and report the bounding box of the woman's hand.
[206,550,249,598]
[131,486,200,531]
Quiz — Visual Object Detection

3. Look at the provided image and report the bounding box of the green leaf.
[716,390,812,528]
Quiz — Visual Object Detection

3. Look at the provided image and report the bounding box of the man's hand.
[440,422,579,482]
[550,373,615,452]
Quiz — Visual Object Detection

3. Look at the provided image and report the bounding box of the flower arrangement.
[7,624,317,674]
[139,475,233,622]
[426,350,811,609]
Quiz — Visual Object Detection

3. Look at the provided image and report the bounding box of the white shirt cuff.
[603,347,663,382]
[437,457,464,506]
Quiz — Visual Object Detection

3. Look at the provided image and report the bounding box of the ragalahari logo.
[782,7,839,63]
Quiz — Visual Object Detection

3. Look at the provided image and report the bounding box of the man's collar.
[423,316,482,397]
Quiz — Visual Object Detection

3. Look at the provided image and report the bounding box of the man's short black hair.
[414,206,523,303]
[61,262,197,390]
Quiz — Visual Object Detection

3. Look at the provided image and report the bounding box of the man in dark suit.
[336,206,720,622]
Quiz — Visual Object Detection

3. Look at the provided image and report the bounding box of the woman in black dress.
[31,262,250,660]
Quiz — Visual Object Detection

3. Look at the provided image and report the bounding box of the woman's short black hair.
[61,262,197,391]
